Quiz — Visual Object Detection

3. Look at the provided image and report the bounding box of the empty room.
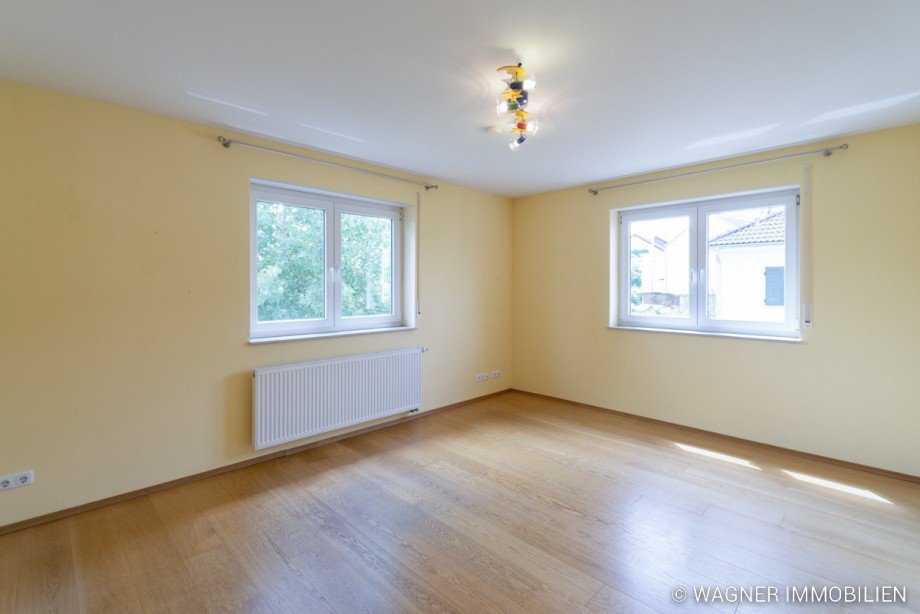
[1,1,919,612]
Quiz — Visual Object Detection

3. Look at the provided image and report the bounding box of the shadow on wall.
[224,371,253,456]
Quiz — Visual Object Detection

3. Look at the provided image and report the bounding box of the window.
[616,188,799,338]
[250,182,402,339]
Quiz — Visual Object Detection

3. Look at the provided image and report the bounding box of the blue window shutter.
[764,267,784,306]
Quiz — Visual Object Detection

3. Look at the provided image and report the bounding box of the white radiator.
[252,347,423,450]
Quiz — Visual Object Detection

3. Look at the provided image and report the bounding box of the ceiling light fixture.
[497,63,538,151]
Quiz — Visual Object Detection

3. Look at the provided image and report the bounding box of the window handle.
[690,269,697,285]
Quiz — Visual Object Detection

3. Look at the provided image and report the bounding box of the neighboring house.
[630,227,689,313]
[708,210,786,322]
[630,210,786,321]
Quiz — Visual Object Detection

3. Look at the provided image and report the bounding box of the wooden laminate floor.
[2,392,919,613]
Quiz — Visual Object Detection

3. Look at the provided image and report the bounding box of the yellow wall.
[0,79,513,526]
[513,125,920,477]
[4,75,919,528]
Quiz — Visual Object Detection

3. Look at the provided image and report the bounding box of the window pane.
[628,216,690,318]
[341,212,393,317]
[707,205,785,322]
[256,201,325,322]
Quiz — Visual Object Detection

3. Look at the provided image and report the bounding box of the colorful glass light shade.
[496,62,537,150]
[508,133,527,151]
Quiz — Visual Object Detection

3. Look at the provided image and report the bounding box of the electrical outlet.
[475,373,489,382]
[0,470,34,492]
[491,370,501,379]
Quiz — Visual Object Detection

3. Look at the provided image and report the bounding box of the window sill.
[608,325,802,343]
[250,326,416,345]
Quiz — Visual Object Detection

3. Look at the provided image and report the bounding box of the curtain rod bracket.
[823,143,849,157]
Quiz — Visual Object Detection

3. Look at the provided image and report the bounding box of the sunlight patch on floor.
[782,470,892,504]
[675,443,761,469]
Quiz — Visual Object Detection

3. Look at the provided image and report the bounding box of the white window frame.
[616,187,800,338]
[250,182,403,340]
[333,200,402,331]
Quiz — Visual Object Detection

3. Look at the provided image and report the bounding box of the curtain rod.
[587,143,849,195]
[216,136,439,190]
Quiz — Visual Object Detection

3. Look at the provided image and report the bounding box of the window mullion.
[695,206,705,331]
[619,213,628,325]
[330,203,341,327]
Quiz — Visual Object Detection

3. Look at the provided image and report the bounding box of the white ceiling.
[3,1,920,197]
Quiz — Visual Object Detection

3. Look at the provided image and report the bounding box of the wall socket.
[491,370,501,379]
[474,373,489,382]
[0,470,34,492]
